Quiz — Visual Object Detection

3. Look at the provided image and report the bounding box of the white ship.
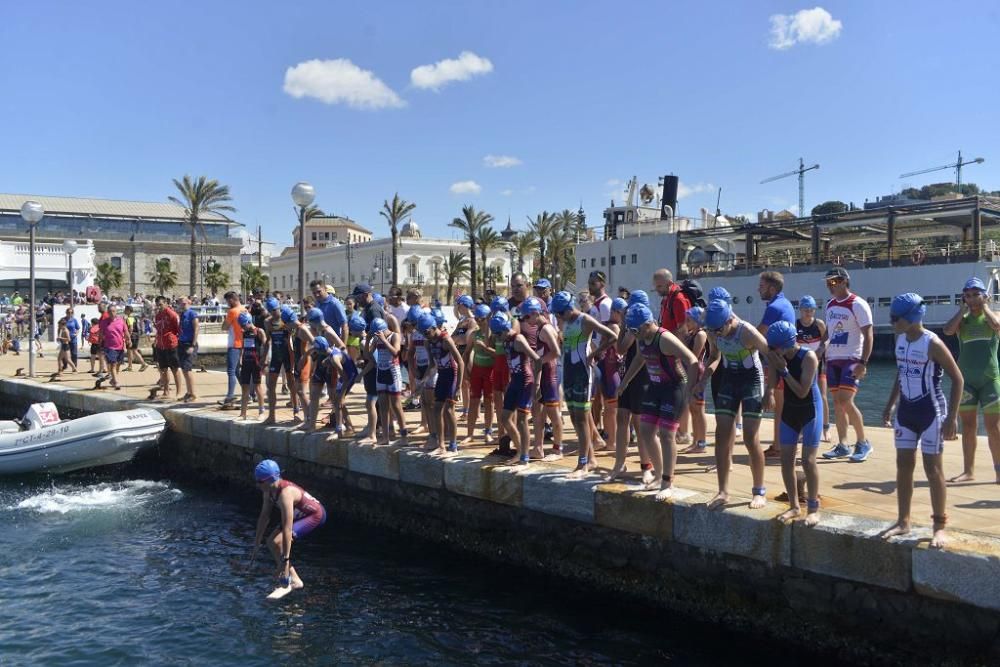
[575,176,1000,331]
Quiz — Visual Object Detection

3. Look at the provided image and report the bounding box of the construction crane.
[760,158,819,218]
[899,150,984,194]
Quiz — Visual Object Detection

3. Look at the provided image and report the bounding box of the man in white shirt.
[820,268,874,463]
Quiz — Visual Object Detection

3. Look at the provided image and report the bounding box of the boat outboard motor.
[22,402,61,430]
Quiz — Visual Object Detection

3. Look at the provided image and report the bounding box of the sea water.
[0,474,837,666]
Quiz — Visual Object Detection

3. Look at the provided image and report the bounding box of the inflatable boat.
[0,402,166,475]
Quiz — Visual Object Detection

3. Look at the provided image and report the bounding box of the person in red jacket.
[154,296,181,399]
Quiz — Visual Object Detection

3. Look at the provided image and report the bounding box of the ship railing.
[682,240,994,278]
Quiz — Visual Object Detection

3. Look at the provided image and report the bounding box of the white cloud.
[450,180,482,196]
[500,189,514,197]
[677,182,716,200]
[483,154,522,168]
[283,58,405,109]
[769,7,843,50]
[605,178,622,187]
[411,51,494,91]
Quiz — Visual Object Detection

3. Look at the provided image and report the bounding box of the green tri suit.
[957,311,1000,414]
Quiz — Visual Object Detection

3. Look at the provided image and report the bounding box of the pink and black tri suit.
[638,327,687,431]
[502,336,534,413]
[270,479,327,539]
[429,332,459,403]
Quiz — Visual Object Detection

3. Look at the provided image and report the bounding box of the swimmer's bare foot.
[822,428,831,443]
[567,465,590,479]
[803,511,821,527]
[879,521,911,541]
[947,471,974,483]
[654,486,674,502]
[641,468,655,486]
[291,578,304,590]
[680,442,706,455]
[605,465,627,482]
[930,528,948,550]
[429,446,446,456]
[777,507,800,523]
[707,491,728,511]
[544,450,563,462]
[749,494,767,510]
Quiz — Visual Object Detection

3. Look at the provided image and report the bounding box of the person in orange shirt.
[220,291,246,407]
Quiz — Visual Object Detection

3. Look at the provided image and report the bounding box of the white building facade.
[269,223,528,301]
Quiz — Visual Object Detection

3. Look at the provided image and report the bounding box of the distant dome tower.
[400,220,421,239]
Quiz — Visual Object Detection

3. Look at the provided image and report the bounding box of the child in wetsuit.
[238,312,267,420]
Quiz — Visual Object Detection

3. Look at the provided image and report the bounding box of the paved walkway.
[9,352,1000,537]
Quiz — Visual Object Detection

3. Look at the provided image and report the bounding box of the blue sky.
[2,1,999,248]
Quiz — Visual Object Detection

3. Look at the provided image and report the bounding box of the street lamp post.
[63,239,78,303]
[21,201,44,378]
[291,182,316,302]
[500,218,518,276]
[371,251,388,293]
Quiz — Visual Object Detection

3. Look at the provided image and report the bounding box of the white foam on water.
[13,480,183,514]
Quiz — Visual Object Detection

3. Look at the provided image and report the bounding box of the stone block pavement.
[4,354,1000,614]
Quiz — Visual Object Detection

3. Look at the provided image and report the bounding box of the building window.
[281,275,286,289]
[110,256,122,270]
[581,259,586,268]
[610,256,616,266]
[590,258,595,267]
[311,232,317,241]
[332,232,338,241]
[408,263,417,279]
[631,254,637,264]
[621,255,626,265]
[600,257,606,266]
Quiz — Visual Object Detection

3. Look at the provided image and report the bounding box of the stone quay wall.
[3,375,999,666]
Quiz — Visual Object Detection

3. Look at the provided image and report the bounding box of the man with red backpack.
[654,269,698,337]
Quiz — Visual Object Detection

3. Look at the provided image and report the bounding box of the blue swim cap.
[407,305,423,323]
[456,294,475,308]
[519,296,543,316]
[473,304,491,319]
[625,303,654,330]
[307,307,324,323]
[265,296,280,312]
[237,311,252,327]
[369,318,388,334]
[280,306,296,324]
[707,287,731,302]
[686,306,704,324]
[611,297,629,313]
[890,293,926,323]
[550,291,573,315]
[703,299,732,330]
[312,336,330,353]
[416,313,436,334]
[374,293,385,306]
[348,315,367,333]
[628,290,650,307]
[491,296,509,313]
[431,308,447,327]
[798,295,817,310]
[965,277,986,292]
[766,320,797,349]
[489,311,512,334]
[254,459,280,483]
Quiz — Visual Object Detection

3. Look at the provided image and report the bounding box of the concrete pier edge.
[5,374,1000,664]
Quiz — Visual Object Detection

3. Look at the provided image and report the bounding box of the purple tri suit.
[502,336,534,413]
[429,332,459,403]
[637,327,687,431]
[520,316,560,407]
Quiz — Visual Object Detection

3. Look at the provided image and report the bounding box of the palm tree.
[379,194,416,289]
[555,209,581,239]
[527,211,559,281]
[511,231,538,274]
[205,262,230,296]
[95,262,124,295]
[148,258,179,296]
[450,205,493,297]
[547,227,575,291]
[241,264,269,295]
[475,225,502,294]
[443,251,471,302]
[169,175,236,297]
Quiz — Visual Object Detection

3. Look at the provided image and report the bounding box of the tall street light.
[63,239,78,302]
[291,182,316,302]
[21,201,44,378]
